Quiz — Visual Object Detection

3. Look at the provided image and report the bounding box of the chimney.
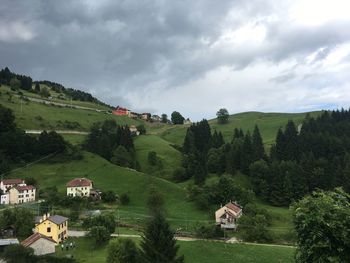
[39,219,42,223]
[43,214,46,220]
[47,212,50,218]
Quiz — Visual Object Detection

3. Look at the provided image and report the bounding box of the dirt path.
[25,130,89,135]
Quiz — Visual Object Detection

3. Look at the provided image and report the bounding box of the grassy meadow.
[134,135,182,178]
[55,237,296,263]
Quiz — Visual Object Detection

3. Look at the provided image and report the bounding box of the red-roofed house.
[21,232,56,255]
[66,178,93,197]
[8,185,36,204]
[113,106,131,117]
[0,179,25,192]
[215,202,243,229]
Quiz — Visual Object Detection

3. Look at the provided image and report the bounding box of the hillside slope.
[0,85,143,131]
[159,111,321,146]
[7,151,210,230]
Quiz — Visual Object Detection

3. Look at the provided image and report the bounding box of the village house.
[215,202,243,230]
[151,115,161,122]
[8,185,36,204]
[21,232,56,255]
[0,193,9,205]
[129,125,140,136]
[0,179,25,192]
[34,213,68,244]
[141,113,151,121]
[0,239,19,253]
[130,112,139,119]
[66,178,93,197]
[112,106,131,117]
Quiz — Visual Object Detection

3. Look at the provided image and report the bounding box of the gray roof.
[35,215,68,225]
[0,239,19,246]
[47,215,68,225]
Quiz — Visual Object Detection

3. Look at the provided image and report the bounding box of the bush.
[119,193,130,205]
[101,191,117,203]
[195,224,224,239]
[172,167,188,182]
[107,238,139,263]
[88,226,110,246]
[148,151,157,166]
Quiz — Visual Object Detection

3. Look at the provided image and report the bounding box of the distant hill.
[158,111,322,147]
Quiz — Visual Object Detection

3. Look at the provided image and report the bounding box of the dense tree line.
[84,120,138,169]
[0,105,67,174]
[0,67,32,91]
[250,110,350,206]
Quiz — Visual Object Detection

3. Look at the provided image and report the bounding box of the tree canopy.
[216,108,229,124]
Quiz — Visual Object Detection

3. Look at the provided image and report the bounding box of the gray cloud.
[1,0,350,120]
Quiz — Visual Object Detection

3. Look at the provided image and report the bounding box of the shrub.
[119,193,130,205]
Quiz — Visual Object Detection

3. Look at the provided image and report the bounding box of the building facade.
[0,179,25,192]
[215,202,243,229]
[35,214,68,244]
[8,185,36,204]
[66,178,93,197]
[21,233,56,255]
[112,106,131,116]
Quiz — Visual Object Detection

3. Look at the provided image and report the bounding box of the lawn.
[55,237,296,263]
[134,135,182,178]
[0,85,143,131]
[6,151,211,231]
[156,111,321,147]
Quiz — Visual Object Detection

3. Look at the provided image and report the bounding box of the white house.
[0,179,25,192]
[215,202,243,230]
[9,185,36,204]
[21,233,56,256]
[66,178,93,197]
[0,192,9,205]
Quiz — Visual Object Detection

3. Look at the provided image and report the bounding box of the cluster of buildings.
[0,179,36,205]
[112,106,160,122]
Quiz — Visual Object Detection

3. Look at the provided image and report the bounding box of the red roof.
[225,202,242,214]
[66,178,92,187]
[2,179,24,185]
[21,233,56,247]
[15,185,35,191]
[115,106,129,111]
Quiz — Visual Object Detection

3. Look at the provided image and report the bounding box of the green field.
[6,151,211,231]
[158,111,321,147]
[0,85,143,131]
[56,237,295,263]
[134,135,182,178]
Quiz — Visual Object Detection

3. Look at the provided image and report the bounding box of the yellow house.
[34,213,68,244]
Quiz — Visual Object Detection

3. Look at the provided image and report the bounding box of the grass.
[0,86,143,131]
[6,151,211,231]
[134,135,182,178]
[156,111,321,146]
[55,237,295,263]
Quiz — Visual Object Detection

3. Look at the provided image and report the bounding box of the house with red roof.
[66,178,93,197]
[215,202,243,229]
[112,106,131,117]
[21,232,56,255]
[0,179,25,192]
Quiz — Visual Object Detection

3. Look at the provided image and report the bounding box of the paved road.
[25,130,89,135]
[68,230,296,247]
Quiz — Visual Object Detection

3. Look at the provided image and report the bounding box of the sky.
[1,0,350,120]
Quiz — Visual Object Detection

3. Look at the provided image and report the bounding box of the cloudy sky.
[1,0,350,120]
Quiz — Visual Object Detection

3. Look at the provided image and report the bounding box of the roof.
[35,215,68,225]
[15,185,35,191]
[225,202,242,214]
[21,233,56,247]
[1,179,24,185]
[0,239,19,246]
[115,106,129,111]
[47,215,68,225]
[66,178,92,187]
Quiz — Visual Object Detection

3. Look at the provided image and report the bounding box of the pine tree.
[240,132,253,174]
[275,128,286,161]
[252,125,266,161]
[284,120,299,161]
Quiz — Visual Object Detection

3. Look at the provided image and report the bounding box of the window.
[47,227,51,233]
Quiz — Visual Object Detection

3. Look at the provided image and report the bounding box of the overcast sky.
[1,0,350,120]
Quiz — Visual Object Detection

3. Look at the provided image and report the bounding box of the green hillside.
[159,111,321,146]
[0,85,143,131]
[7,151,210,230]
[134,135,182,178]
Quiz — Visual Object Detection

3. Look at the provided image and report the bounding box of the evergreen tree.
[284,120,299,160]
[252,125,266,161]
[240,132,253,174]
[141,188,184,263]
[34,82,40,93]
[275,128,286,161]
